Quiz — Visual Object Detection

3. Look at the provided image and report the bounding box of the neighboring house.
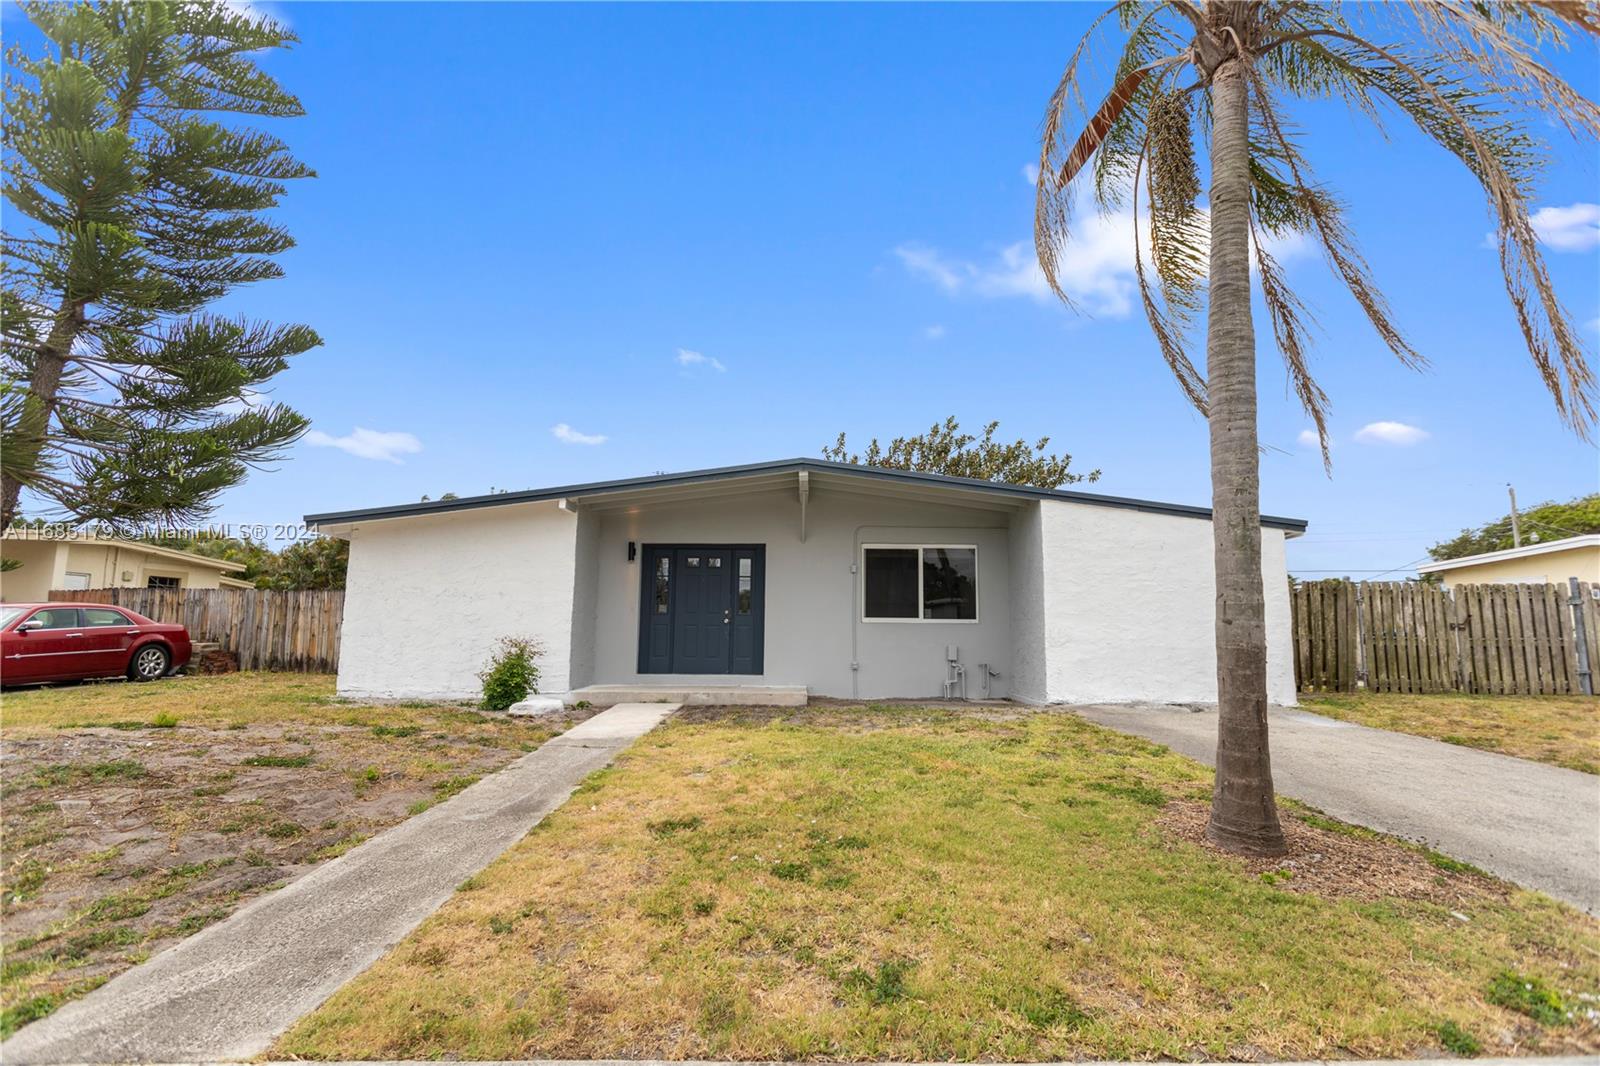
[308,458,1306,706]
[1417,534,1600,589]
[1,529,253,602]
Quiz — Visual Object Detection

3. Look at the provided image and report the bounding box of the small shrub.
[692,897,716,916]
[479,636,541,711]
[241,754,312,768]
[1486,970,1568,1026]
[264,821,305,839]
[149,712,179,729]
[1437,1020,1482,1055]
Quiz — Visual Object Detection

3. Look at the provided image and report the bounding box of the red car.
[0,602,192,686]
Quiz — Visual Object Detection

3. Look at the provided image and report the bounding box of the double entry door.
[638,545,764,675]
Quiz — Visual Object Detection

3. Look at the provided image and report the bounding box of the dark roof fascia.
[304,457,1308,532]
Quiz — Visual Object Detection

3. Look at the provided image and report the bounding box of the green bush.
[479,637,541,711]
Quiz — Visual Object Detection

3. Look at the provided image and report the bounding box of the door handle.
[723,609,730,624]
[65,632,84,638]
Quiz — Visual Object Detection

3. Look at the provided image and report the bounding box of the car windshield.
[0,607,24,627]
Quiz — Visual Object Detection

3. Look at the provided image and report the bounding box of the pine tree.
[1,1,320,531]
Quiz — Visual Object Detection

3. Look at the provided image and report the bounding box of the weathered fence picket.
[46,587,343,674]
[1292,579,1598,696]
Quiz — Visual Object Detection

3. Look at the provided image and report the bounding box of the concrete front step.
[569,683,807,707]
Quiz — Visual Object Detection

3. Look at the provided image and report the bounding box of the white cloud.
[1530,202,1600,252]
[551,423,607,446]
[1296,429,1321,448]
[1354,421,1429,446]
[923,324,947,340]
[895,187,1308,318]
[304,427,422,464]
[1021,162,1041,187]
[675,348,726,373]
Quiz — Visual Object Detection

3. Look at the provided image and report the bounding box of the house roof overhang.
[1415,533,1600,574]
[0,529,250,572]
[305,458,1308,537]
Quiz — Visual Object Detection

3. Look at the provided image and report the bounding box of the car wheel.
[130,644,170,682]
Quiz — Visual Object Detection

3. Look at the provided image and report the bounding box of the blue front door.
[638,545,764,675]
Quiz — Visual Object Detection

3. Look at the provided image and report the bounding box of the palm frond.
[1278,26,1594,436]
[1252,212,1330,472]
[1249,77,1425,373]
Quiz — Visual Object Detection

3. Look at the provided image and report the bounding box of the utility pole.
[1508,484,1522,548]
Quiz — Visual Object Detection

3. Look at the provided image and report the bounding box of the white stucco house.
[306,458,1305,706]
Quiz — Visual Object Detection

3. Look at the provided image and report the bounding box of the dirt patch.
[0,702,588,1036]
[1159,800,1509,906]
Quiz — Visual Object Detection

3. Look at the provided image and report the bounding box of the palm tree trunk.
[1203,54,1287,857]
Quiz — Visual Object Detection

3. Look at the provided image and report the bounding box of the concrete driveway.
[1074,703,1600,914]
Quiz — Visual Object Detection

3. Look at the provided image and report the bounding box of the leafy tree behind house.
[1034,4,1597,856]
[136,529,347,589]
[1429,494,1600,561]
[1,2,320,531]
[823,417,1098,489]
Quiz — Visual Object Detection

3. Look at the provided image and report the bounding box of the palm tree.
[1035,2,1597,856]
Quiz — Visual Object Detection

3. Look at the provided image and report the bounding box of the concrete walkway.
[1074,703,1600,914]
[0,703,681,1065]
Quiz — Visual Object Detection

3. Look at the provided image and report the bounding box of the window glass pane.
[863,548,919,618]
[83,609,130,628]
[27,608,80,630]
[737,556,753,614]
[922,548,977,620]
[654,557,670,614]
[686,556,701,567]
[708,557,722,568]
[63,572,92,591]
[147,575,180,589]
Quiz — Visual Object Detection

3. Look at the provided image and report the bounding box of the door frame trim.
[636,543,766,675]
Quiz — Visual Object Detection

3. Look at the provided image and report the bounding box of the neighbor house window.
[63,571,92,590]
[862,545,977,622]
[147,575,181,589]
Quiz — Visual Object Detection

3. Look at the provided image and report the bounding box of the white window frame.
[860,543,980,624]
[63,571,93,591]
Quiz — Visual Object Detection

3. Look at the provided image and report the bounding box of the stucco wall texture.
[332,489,1296,706]
[337,502,578,700]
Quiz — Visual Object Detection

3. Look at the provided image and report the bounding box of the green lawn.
[278,706,1599,1061]
[1301,691,1600,773]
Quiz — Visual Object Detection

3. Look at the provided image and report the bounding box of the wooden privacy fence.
[48,587,344,673]
[1292,579,1599,696]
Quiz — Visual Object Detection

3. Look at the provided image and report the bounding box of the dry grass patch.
[0,673,581,1037]
[1302,691,1599,773]
[278,710,1599,1062]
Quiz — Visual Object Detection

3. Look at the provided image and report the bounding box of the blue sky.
[9,2,1599,576]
